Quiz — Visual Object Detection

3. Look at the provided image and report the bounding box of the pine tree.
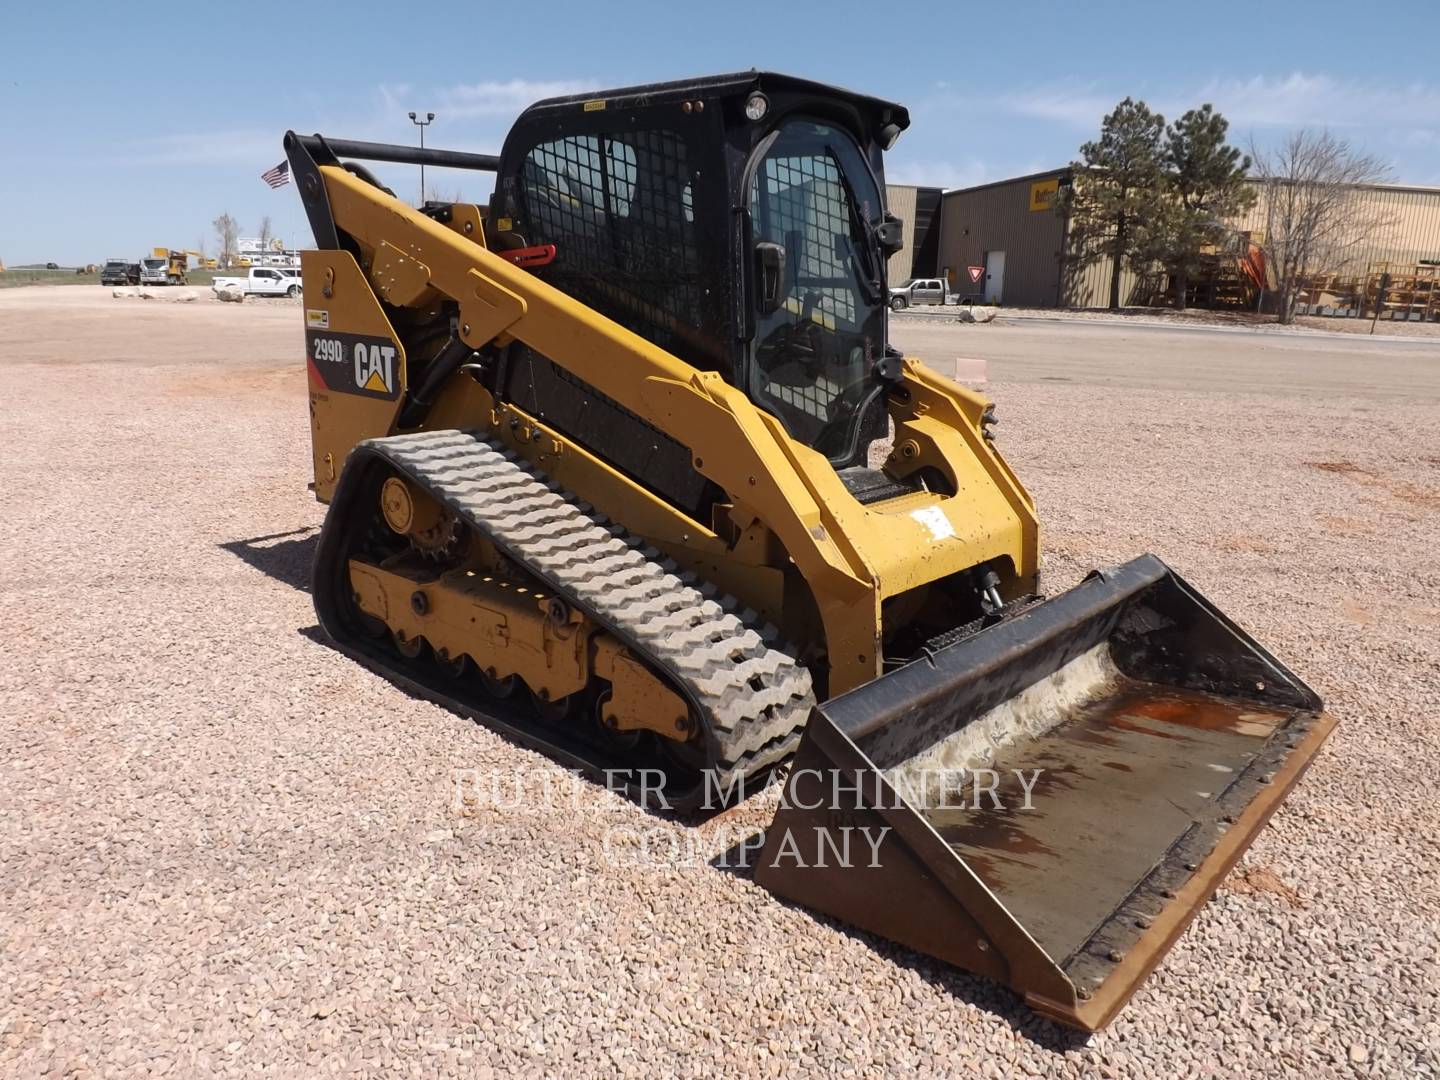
[1065,99,1166,310]
[1155,105,1254,310]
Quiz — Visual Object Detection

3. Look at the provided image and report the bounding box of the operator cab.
[491,72,908,485]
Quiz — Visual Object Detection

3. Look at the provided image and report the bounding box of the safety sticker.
[910,505,957,542]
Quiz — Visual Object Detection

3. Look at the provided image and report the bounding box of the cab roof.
[520,71,910,137]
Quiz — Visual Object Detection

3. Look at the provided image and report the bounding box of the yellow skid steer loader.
[283,71,1334,1030]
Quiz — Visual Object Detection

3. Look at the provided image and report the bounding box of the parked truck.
[888,276,958,310]
[138,256,169,287]
[100,259,140,286]
[212,266,302,298]
[155,248,203,285]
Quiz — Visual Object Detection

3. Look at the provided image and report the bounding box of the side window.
[746,119,884,457]
[750,145,864,330]
[519,128,704,360]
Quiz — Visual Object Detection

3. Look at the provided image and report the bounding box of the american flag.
[260,161,290,189]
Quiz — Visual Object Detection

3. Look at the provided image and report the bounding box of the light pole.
[408,111,435,204]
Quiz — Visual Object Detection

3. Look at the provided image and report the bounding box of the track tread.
[358,429,816,785]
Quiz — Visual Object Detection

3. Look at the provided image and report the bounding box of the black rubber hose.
[399,335,475,428]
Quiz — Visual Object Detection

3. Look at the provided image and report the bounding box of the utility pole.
[408,111,435,205]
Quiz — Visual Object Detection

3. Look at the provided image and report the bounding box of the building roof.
[942,166,1439,200]
[942,168,1072,198]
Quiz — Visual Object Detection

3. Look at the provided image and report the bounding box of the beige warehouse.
[936,170,1440,308]
[885,184,944,285]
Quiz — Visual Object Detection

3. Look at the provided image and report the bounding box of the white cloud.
[886,157,997,190]
[115,129,282,166]
[997,72,1440,138]
[112,78,596,169]
[997,85,1117,130]
[1190,73,1440,131]
[432,79,598,119]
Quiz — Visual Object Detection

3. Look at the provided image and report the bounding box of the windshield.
[748,119,884,460]
[142,259,164,269]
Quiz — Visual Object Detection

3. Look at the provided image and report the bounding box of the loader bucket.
[755,555,1335,1032]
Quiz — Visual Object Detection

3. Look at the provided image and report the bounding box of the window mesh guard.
[520,130,702,359]
[753,154,858,329]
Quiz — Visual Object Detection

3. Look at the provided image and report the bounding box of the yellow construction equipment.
[282,72,1334,1031]
[152,248,203,285]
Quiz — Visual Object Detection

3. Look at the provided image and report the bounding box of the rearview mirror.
[875,212,904,257]
[755,242,788,315]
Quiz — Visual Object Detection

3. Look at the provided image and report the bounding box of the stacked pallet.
[1294,263,1440,320]
[1295,272,1366,318]
[1364,263,1439,321]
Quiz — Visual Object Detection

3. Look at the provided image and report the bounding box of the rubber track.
[354,429,816,787]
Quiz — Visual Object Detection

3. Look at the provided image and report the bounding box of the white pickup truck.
[888,277,958,311]
[212,267,302,298]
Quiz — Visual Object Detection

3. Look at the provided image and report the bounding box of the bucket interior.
[908,660,1298,973]
[829,557,1327,1002]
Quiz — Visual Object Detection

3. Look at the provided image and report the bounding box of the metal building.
[1236,181,1440,267]
[886,184,944,285]
[935,170,1072,307]
[936,170,1440,308]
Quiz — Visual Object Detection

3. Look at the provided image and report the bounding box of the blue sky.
[3,2,1437,264]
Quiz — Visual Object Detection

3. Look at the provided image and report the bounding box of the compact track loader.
[285,72,1334,1030]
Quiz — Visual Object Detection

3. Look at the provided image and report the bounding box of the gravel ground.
[992,305,1440,339]
[897,304,1440,339]
[3,286,1438,1077]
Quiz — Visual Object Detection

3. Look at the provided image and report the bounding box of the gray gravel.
[2,286,1438,1077]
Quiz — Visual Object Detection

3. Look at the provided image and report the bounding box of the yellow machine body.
[284,72,1333,1032]
[302,165,1036,697]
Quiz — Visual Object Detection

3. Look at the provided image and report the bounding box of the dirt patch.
[1389,482,1440,510]
[1307,460,1381,478]
[1217,534,1278,555]
[1222,865,1306,908]
[1316,514,1375,536]
[1307,461,1440,511]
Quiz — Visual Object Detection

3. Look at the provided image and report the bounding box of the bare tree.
[257,215,273,256]
[1248,131,1393,324]
[212,212,240,268]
